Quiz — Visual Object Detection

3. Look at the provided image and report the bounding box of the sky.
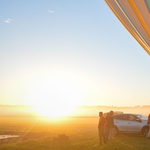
[0,0,150,107]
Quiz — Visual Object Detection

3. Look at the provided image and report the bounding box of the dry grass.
[0,116,149,150]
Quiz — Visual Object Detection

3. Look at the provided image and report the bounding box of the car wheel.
[113,126,118,136]
[142,127,149,137]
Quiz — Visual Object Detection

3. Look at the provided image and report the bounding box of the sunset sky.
[0,0,150,107]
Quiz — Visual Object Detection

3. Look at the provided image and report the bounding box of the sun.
[29,78,80,117]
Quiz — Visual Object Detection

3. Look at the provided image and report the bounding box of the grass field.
[0,116,149,150]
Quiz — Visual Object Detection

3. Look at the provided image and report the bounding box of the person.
[108,110,114,142]
[147,114,150,138]
[105,112,110,142]
[98,112,106,146]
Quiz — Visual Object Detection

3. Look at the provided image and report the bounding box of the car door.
[114,114,128,131]
[126,114,143,132]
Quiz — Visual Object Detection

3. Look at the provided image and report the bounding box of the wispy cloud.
[4,18,13,23]
[48,10,54,13]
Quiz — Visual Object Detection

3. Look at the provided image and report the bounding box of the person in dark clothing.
[98,112,106,145]
[147,114,150,137]
[108,110,114,142]
[105,112,110,142]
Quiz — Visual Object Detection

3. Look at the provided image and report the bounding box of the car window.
[113,115,127,120]
[136,115,147,121]
[127,115,137,121]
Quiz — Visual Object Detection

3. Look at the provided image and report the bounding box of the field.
[0,116,150,150]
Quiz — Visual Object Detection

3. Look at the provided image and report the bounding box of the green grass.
[0,116,149,150]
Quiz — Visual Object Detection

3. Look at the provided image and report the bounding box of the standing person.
[147,114,150,138]
[98,112,106,146]
[105,112,110,142]
[108,110,114,142]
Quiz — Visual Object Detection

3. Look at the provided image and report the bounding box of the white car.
[113,114,148,136]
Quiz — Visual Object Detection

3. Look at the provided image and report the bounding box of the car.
[113,113,149,137]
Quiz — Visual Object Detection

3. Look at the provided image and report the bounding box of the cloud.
[48,10,54,13]
[4,18,13,23]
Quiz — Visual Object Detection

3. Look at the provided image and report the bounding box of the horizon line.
[0,104,150,108]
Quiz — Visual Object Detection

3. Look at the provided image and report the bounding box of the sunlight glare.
[29,78,80,117]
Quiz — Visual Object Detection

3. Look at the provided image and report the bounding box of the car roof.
[113,113,141,116]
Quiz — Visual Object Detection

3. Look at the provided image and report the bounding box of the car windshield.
[135,115,148,121]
